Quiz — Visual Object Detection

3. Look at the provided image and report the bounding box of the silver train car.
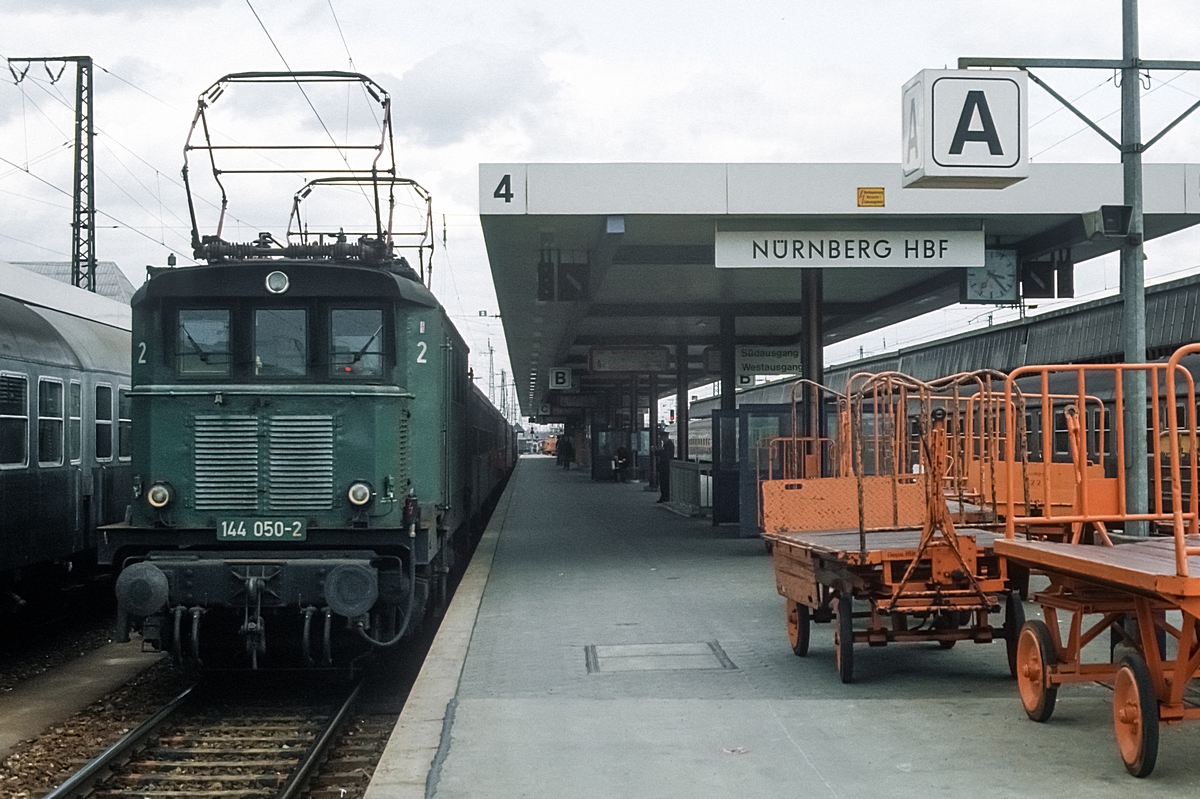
[0,261,132,612]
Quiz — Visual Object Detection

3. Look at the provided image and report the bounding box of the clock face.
[964,250,1018,303]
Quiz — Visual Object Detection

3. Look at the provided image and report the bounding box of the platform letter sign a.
[549,367,572,390]
[901,70,1028,189]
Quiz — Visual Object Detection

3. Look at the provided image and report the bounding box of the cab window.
[255,309,307,377]
[330,309,384,378]
[178,310,231,376]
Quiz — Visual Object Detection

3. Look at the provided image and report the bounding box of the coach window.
[330,309,383,378]
[1053,410,1069,460]
[0,374,28,468]
[178,309,231,376]
[255,309,307,377]
[68,381,82,463]
[95,384,113,461]
[38,378,64,466]
[118,387,132,460]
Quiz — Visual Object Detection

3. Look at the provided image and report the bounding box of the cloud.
[0,0,221,15]
[390,45,558,146]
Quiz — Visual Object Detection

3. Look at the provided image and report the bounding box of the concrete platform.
[366,457,1200,797]
[0,641,163,758]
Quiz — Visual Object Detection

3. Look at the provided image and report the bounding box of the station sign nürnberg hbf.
[902,69,1028,189]
[715,229,984,268]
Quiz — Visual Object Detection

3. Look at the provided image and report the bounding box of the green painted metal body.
[99,259,512,570]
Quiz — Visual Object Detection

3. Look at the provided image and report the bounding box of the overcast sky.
[3,0,1200,407]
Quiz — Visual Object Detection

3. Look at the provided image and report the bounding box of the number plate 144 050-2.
[217,518,307,541]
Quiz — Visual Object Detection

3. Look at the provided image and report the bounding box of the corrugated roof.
[690,273,1200,410]
[9,261,136,304]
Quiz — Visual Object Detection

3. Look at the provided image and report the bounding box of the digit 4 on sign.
[493,174,513,203]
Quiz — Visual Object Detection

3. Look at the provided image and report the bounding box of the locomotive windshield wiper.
[351,325,383,363]
[181,325,210,363]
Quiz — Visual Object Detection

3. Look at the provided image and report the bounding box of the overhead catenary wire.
[325,0,382,135]
[1032,69,1195,159]
[3,66,240,259]
[10,73,220,226]
[0,229,70,256]
[0,154,197,258]
[244,0,377,214]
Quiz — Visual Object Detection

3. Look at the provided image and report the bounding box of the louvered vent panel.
[194,415,259,511]
[396,414,410,490]
[268,415,334,511]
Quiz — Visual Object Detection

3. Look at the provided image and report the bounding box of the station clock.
[963,249,1019,303]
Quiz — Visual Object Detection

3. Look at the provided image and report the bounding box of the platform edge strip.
[362,460,522,799]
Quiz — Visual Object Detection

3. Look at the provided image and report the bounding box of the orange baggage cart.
[763,372,1023,683]
[996,344,1200,777]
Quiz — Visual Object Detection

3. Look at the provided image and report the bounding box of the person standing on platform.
[656,432,674,502]
[559,437,574,469]
[613,445,630,482]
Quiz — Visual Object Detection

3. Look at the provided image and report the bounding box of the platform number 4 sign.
[482,165,525,214]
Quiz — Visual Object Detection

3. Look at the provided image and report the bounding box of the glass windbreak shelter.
[737,404,793,539]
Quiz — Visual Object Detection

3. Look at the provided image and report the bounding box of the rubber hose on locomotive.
[354,547,418,648]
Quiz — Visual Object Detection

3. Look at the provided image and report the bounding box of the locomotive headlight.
[347,481,374,507]
[265,270,290,294]
[147,481,174,509]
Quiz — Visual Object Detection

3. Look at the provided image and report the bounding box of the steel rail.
[40,684,197,799]
[275,678,365,799]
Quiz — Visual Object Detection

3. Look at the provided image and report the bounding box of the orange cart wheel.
[1113,652,1159,778]
[1004,591,1026,679]
[835,593,853,684]
[786,600,810,657]
[1016,620,1058,722]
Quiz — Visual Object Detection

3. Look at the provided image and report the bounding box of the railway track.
[44,676,394,799]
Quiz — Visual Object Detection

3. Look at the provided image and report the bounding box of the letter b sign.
[549,367,572,390]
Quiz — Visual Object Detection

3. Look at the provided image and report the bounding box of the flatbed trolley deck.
[770,525,1021,683]
[762,371,1023,683]
[996,345,1200,777]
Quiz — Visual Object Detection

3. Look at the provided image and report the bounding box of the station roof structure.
[479,162,1200,418]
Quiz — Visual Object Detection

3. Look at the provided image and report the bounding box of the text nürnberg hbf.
[752,238,951,261]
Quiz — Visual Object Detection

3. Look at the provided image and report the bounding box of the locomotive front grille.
[194,416,259,511]
[267,415,334,511]
[193,414,334,512]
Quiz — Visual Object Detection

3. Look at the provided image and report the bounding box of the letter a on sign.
[901,70,1027,189]
[949,91,1003,155]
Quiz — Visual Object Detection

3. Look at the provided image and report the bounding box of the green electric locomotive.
[100,72,514,667]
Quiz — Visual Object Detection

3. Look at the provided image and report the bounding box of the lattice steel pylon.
[7,56,96,292]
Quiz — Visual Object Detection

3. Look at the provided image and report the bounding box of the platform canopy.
[479,162,1200,420]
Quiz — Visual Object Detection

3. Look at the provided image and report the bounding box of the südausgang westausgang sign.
[715,229,983,268]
